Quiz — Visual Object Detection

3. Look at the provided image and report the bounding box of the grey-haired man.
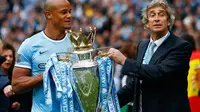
[108,0,192,112]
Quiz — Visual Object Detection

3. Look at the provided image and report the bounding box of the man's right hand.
[12,102,21,110]
[108,48,127,65]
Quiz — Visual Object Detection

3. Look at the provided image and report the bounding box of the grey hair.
[141,0,175,30]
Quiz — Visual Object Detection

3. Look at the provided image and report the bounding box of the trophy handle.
[93,46,111,60]
[56,52,77,64]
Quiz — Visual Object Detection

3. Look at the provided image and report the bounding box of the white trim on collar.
[42,31,68,43]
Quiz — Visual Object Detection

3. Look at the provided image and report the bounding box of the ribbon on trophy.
[66,61,85,112]
[43,53,84,112]
[43,53,120,112]
[96,56,120,112]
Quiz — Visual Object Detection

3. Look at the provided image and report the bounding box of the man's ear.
[168,22,170,26]
[45,11,52,20]
[167,19,170,26]
[0,40,3,54]
[146,24,149,28]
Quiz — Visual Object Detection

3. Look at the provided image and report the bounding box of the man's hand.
[108,48,127,65]
[3,85,15,97]
[11,102,21,110]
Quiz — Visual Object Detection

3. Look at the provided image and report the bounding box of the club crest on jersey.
[17,54,21,63]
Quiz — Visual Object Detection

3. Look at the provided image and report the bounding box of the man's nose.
[154,15,161,21]
[65,13,71,19]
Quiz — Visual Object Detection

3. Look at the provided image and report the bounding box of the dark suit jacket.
[118,33,192,112]
[0,56,8,90]
[0,56,10,111]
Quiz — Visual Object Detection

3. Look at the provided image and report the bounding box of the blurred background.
[0,0,200,50]
[1,0,200,111]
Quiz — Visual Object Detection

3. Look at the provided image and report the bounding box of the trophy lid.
[66,27,96,52]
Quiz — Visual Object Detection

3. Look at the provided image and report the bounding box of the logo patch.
[16,54,21,63]
[38,63,46,69]
[39,50,48,55]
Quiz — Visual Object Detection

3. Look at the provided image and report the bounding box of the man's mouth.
[64,20,71,23]
[153,24,162,27]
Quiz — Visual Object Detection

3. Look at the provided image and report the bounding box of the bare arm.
[12,67,43,94]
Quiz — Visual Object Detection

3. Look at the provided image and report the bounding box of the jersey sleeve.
[15,39,32,69]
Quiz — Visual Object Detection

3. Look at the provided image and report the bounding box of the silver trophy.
[43,26,119,112]
[56,27,117,112]
[65,27,102,111]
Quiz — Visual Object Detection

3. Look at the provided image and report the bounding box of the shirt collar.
[150,31,170,47]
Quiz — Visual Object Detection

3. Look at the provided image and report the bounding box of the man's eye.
[62,11,67,14]
[61,10,71,14]
[150,14,155,17]
[159,13,164,16]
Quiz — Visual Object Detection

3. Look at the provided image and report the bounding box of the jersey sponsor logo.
[38,63,46,69]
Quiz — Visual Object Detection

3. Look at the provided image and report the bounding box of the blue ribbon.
[58,61,73,112]
[43,58,53,108]
[43,53,84,112]
[43,53,120,112]
[67,65,85,112]
[66,62,85,112]
[105,57,115,112]
[43,53,62,111]
[97,57,109,112]
[96,57,120,112]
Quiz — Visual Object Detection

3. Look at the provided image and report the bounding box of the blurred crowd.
[0,0,200,111]
[0,0,200,50]
[1,0,200,90]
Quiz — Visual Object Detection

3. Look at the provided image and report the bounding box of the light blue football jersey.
[15,31,73,112]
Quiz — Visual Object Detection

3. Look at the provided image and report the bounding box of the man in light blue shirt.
[12,0,73,111]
